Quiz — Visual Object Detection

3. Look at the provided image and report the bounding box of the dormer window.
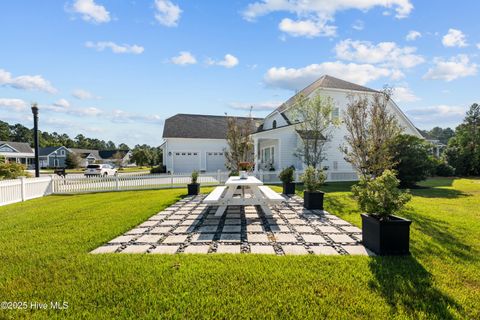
[272,120,277,129]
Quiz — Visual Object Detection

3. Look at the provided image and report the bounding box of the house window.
[60,149,65,156]
[332,108,340,120]
[333,161,338,170]
[272,120,277,129]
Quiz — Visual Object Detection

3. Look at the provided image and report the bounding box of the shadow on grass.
[369,256,462,319]
[409,187,468,199]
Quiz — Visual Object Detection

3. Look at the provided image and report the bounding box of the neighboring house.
[161,75,422,181]
[427,139,447,158]
[39,146,70,168]
[0,141,34,165]
[68,148,132,167]
[161,114,261,173]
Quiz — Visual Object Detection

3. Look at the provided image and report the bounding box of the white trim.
[0,143,21,153]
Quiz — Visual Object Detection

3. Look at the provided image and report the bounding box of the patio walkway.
[91,194,374,255]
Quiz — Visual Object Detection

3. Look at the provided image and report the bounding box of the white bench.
[258,186,285,203]
[203,186,227,204]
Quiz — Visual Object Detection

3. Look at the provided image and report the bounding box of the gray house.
[39,146,70,168]
[0,141,34,165]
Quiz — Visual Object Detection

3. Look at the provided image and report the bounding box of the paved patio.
[91,194,374,255]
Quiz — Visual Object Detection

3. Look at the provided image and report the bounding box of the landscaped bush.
[150,165,166,174]
[191,170,199,184]
[278,166,295,184]
[434,160,455,177]
[352,169,411,219]
[391,134,435,187]
[301,166,326,191]
[0,157,27,180]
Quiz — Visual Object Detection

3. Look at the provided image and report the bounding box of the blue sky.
[0,0,479,146]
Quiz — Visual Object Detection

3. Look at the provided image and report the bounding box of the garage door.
[173,152,200,173]
[206,152,226,172]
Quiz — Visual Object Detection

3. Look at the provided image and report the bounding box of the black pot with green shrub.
[187,171,200,195]
[352,169,412,255]
[279,166,296,195]
[301,166,326,210]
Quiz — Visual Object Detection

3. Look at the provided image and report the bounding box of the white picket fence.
[0,170,357,206]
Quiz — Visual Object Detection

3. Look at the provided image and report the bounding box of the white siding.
[262,111,288,130]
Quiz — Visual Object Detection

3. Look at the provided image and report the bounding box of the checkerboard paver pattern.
[91,195,374,256]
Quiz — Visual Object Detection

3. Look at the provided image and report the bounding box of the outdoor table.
[204,175,284,217]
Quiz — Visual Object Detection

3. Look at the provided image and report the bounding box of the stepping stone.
[173,226,195,233]
[247,234,270,243]
[317,226,341,233]
[329,234,357,244]
[203,219,221,226]
[301,234,327,244]
[167,214,185,220]
[219,233,241,242]
[342,245,375,256]
[91,245,120,254]
[222,225,241,233]
[183,245,210,254]
[294,225,316,233]
[150,245,180,254]
[198,225,218,233]
[150,226,172,234]
[160,220,180,226]
[125,228,147,235]
[136,235,162,243]
[162,235,189,244]
[267,218,286,225]
[138,220,158,227]
[109,235,136,244]
[286,218,307,225]
[330,219,351,226]
[246,225,265,232]
[310,246,339,255]
[149,214,168,221]
[224,219,241,225]
[180,219,200,226]
[269,225,291,232]
[249,245,276,254]
[273,233,297,243]
[191,233,215,242]
[215,245,241,254]
[282,245,309,255]
[121,245,151,253]
[341,226,362,233]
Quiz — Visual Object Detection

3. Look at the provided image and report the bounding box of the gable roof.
[162,114,262,139]
[39,146,68,156]
[275,75,379,114]
[69,148,101,159]
[0,141,34,154]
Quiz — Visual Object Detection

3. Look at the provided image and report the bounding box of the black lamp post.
[31,103,40,178]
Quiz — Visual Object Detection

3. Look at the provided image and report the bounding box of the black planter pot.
[187,183,200,195]
[303,191,324,210]
[282,182,296,195]
[361,213,412,255]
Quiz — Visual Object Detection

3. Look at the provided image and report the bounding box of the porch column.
[253,137,258,172]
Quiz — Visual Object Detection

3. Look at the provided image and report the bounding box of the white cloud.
[72,0,110,23]
[229,101,283,111]
[207,54,239,68]
[423,54,477,81]
[278,18,336,37]
[243,0,413,38]
[0,98,28,111]
[72,89,95,100]
[392,86,419,102]
[85,41,144,54]
[264,61,401,90]
[0,68,57,93]
[442,28,468,47]
[53,99,70,108]
[335,39,424,69]
[476,43,480,50]
[406,30,421,41]
[352,20,364,31]
[171,51,197,65]
[406,105,466,127]
[154,0,181,27]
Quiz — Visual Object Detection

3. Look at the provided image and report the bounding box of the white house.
[161,75,422,179]
[0,141,34,165]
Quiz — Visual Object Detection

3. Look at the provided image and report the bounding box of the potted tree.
[238,162,253,179]
[352,169,412,255]
[301,166,326,209]
[279,166,296,195]
[187,170,200,195]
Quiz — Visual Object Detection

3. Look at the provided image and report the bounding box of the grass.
[0,178,479,319]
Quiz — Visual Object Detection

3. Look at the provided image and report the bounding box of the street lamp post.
[31,103,40,178]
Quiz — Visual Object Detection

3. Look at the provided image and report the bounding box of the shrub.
[434,160,455,177]
[228,171,239,177]
[150,165,166,174]
[191,171,199,184]
[238,162,254,171]
[0,160,27,180]
[391,134,435,187]
[279,166,295,184]
[301,166,326,192]
[352,169,411,219]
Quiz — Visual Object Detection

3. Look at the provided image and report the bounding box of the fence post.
[295,171,299,183]
[217,170,220,185]
[115,174,120,191]
[20,176,26,201]
[170,171,174,188]
[50,174,55,194]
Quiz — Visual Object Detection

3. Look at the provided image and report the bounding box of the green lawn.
[0,178,479,319]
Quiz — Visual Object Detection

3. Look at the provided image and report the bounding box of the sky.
[0,0,479,147]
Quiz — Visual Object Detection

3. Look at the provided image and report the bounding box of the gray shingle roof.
[162,114,262,139]
[69,148,101,159]
[0,141,34,154]
[39,146,65,156]
[275,75,379,114]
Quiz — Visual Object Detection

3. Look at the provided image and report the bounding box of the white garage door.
[206,152,226,172]
[173,152,200,173]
